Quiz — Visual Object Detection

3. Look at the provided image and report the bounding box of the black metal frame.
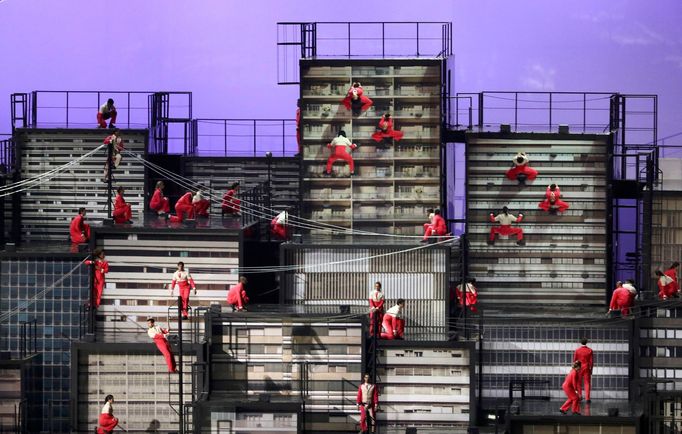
[277,21,453,84]
[190,118,297,157]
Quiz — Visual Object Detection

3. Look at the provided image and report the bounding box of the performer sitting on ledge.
[538,183,570,213]
[222,182,241,215]
[70,207,91,244]
[422,208,447,242]
[488,206,525,245]
[506,151,538,184]
[113,186,133,224]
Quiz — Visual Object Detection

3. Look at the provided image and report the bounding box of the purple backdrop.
[1,0,681,148]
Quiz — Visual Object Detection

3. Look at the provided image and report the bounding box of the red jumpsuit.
[227,282,249,311]
[658,273,675,299]
[112,193,132,224]
[148,325,177,372]
[368,289,385,336]
[573,345,593,401]
[150,188,170,213]
[489,212,524,241]
[380,305,405,340]
[192,193,210,217]
[538,186,570,212]
[609,285,633,316]
[96,402,118,434]
[560,368,581,414]
[423,214,447,240]
[341,86,373,113]
[69,214,91,244]
[221,189,240,214]
[665,267,679,294]
[85,258,109,309]
[171,270,196,318]
[356,382,378,432]
[296,107,301,153]
[326,136,357,174]
[371,115,404,142]
[169,192,195,223]
[506,153,538,181]
[97,103,117,128]
[270,211,291,240]
[456,283,478,313]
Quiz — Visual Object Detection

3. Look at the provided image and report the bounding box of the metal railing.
[191,118,298,157]
[277,21,453,84]
[0,135,14,174]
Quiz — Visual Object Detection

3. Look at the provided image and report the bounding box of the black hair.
[107,98,114,106]
[116,186,124,194]
[230,182,240,189]
[375,281,382,289]
[426,208,434,214]
[550,184,557,190]
[671,262,680,268]
[104,394,114,403]
[384,113,391,119]
[239,276,248,284]
[353,82,360,88]
[626,279,635,285]
[580,338,588,346]
[573,360,582,369]
[112,128,120,135]
[397,298,406,305]
[177,261,185,270]
[467,277,477,284]
[338,130,347,138]
[502,206,509,214]
[92,248,104,258]
[147,317,155,323]
[516,156,525,164]
[655,270,664,276]
[78,207,86,214]
[434,209,441,215]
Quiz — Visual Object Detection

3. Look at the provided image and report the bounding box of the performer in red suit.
[606,281,634,317]
[147,318,177,373]
[341,82,373,116]
[368,282,385,336]
[169,191,195,223]
[96,394,119,434]
[85,248,109,309]
[488,206,525,245]
[296,100,302,154]
[97,98,117,129]
[170,261,196,319]
[560,361,582,415]
[112,186,133,224]
[270,211,291,240]
[69,207,91,244]
[150,181,170,215]
[456,278,479,313]
[656,270,675,300]
[192,191,210,218]
[222,182,241,215]
[573,338,594,403]
[102,129,124,182]
[371,113,404,146]
[381,299,405,340]
[665,262,680,295]
[422,208,447,242]
[356,373,378,434]
[227,276,249,311]
[506,152,538,184]
[538,184,570,213]
[326,131,357,175]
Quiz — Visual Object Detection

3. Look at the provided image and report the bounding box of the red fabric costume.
[169,192,195,223]
[96,403,118,434]
[85,258,109,309]
[658,273,675,299]
[227,282,249,311]
[192,193,210,217]
[456,283,478,313]
[270,211,291,240]
[371,115,404,142]
[423,213,447,240]
[148,325,177,372]
[609,285,633,316]
[326,136,357,175]
[171,270,196,318]
[296,107,301,153]
[368,289,385,336]
[341,85,373,113]
[113,193,132,224]
[489,212,524,241]
[560,368,581,414]
[573,345,593,401]
[665,267,679,294]
[380,305,405,340]
[356,383,379,432]
[97,103,117,129]
[69,214,91,244]
[222,189,240,214]
[506,152,538,181]
[150,188,170,213]
[538,186,570,212]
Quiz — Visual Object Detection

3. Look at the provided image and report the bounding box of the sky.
[0,0,680,150]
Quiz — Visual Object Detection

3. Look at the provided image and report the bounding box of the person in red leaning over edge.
[560,361,582,415]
